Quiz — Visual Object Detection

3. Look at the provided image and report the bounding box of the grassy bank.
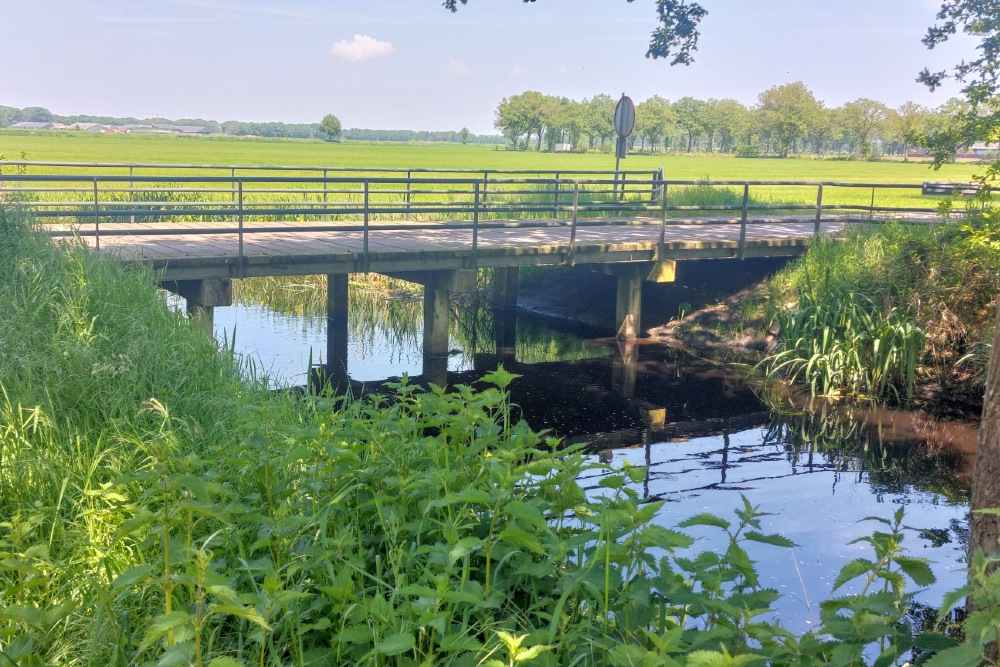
[1,203,998,666]
[765,219,1000,408]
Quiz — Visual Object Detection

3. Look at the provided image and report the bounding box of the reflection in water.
[207,294,972,636]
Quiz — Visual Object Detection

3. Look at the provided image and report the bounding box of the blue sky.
[1,1,978,134]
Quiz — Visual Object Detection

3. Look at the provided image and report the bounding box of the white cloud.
[447,60,470,77]
[330,34,395,62]
[510,66,527,77]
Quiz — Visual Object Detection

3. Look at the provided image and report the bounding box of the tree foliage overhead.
[442,0,707,64]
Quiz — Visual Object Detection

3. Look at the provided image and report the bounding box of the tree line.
[493,83,970,158]
[0,105,503,144]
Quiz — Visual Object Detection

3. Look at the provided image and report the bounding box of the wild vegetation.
[2,201,1000,665]
[764,219,1000,408]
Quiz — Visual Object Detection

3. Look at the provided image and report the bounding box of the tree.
[459,127,470,144]
[319,114,342,141]
[443,0,707,64]
[757,82,821,157]
[709,98,748,153]
[885,102,930,159]
[673,97,707,152]
[635,95,674,152]
[920,0,1000,576]
[839,98,888,157]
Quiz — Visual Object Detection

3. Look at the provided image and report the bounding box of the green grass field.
[0,131,985,181]
[0,131,989,213]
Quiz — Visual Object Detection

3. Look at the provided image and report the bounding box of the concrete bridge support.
[163,279,232,335]
[387,269,477,386]
[493,267,519,310]
[591,261,675,340]
[325,273,350,389]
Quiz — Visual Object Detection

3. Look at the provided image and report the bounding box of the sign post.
[613,93,635,200]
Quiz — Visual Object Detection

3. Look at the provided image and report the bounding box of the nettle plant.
[1,369,990,666]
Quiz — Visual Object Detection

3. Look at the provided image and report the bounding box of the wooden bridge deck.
[56,216,847,280]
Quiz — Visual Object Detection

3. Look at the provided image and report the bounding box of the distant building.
[63,122,108,132]
[151,123,210,135]
[10,121,54,130]
[969,142,1000,158]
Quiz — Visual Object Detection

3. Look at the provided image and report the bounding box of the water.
[202,294,972,635]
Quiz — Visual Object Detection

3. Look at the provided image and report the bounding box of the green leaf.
[111,564,153,592]
[922,641,985,667]
[744,531,796,548]
[438,632,484,653]
[638,525,694,551]
[833,558,876,590]
[374,632,415,656]
[207,658,246,667]
[499,528,544,555]
[913,633,959,652]
[684,650,727,667]
[894,556,936,587]
[138,611,192,653]
[678,513,730,530]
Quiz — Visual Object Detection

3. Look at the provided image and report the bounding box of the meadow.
[1,131,990,221]
[0,131,985,182]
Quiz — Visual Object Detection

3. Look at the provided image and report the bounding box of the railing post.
[238,179,245,278]
[323,169,329,221]
[657,183,667,262]
[553,173,560,217]
[619,172,627,202]
[93,178,101,251]
[362,180,370,273]
[406,169,412,209]
[814,184,824,234]
[129,165,135,224]
[738,183,749,260]
[568,182,579,266]
[472,180,480,268]
[869,185,876,221]
[230,168,237,222]
[483,171,489,206]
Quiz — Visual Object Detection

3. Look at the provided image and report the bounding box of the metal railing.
[0,164,974,269]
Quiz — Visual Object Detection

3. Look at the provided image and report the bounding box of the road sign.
[614,94,635,139]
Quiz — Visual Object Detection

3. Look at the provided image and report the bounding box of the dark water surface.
[209,298,973,635]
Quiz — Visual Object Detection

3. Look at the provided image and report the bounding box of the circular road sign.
[614,94,635,139]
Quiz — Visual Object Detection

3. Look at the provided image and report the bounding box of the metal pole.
[814,184,824,234]
[230,168,237,222]
[129,165,135,224]
[738,183,749,260]
[323,169,329,221]
[406,170,412,209]
[568,183,579,266]
[619,171,626,202]
[93,178,101,251]
[362,181,370,273]
[553,173,560,218]
[483,171,489,206]
[658,183,667,262]
[614,156,621,201]
[472,180,480,268]
[869,185,876,220]
[238,179,245,278]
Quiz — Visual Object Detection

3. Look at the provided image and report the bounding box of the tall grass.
[768,221,1000,400]
[765,271,924,401]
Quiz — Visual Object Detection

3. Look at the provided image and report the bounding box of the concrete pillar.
[615,276,642,340]
[423,286,450,385]
[493,266,519,309]
[164,279,232,337]
[325,273,350,388]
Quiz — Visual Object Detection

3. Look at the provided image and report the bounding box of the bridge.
[0,163,946,387]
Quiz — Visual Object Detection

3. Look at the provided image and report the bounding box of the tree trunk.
[971,300,1000,559]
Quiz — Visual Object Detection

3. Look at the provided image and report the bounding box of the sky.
[0,0,981,135]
